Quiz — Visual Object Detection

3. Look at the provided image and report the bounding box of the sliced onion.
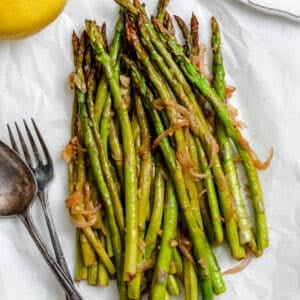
[152,119,189,151]
[71,205,100,216]
[233,155,242,162]
[227,102,239,120]
[198,189,207,199]
[178,242,196,267]
[153,99,198,134]
[70,214,97,228]
[61,136,83,164]
[225,85,236,99]
[65,190,81,208]
[176,150,194,169]
[238,134,273,170]
[153,99,165,110]
[222,250,252,275]
[61,143,75,163]
[191,55,199,69]
[84,182,91,206]
[68,72,86,92]
[68,72,77,90]
[251,147,274,170]
[198,44,210,81]
[234,119,247,129]
[120,75,130,87]
[189,169,210,180]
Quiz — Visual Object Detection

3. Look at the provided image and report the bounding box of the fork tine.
[23,119,43,164]
[31,118,52,164]
[15,121,33,166]
[7,124,20,154]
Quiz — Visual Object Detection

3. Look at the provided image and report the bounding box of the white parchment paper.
[236,0,300,21]
[0,0,300,299]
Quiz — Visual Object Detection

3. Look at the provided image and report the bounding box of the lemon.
[0,0,67,40]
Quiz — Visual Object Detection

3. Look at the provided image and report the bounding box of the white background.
[0,0,300,299]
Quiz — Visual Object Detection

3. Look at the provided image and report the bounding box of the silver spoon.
[0,141,83,300]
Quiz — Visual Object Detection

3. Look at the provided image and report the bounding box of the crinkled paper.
[0,0,300,299]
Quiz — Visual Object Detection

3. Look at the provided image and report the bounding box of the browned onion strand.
[70,214,97,228]
[153,98,198,134]
[225,85,236,99]
[222,250,252,275]
[238,134,274,170]
[65,190,81,208]
[152,119,189,151]
[71,205,100,216]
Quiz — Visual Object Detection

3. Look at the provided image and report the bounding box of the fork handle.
[38,189,73,281]
[19,210,83,300]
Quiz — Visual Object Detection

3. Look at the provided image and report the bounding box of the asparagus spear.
[80,232,97,267]
[166,273,180,296]
[211,16,256,248]
[191,13,200,59]
[108,118,124,185]
[132,112,142,177]
[144,164,165,260]
[127,92,153,297]
[128,158,162,299]
[99,95,112,158]
[183,257,199,300]
[88,263,98,286]
[174,15,192,58]
[74,230,88,281]
[97,234,110,287]
[94,12,125,125]
[85,19,138,281]
[150,181,178,300]
[157,0,170,22]
[172,247,183,280]
[68,44,89,280]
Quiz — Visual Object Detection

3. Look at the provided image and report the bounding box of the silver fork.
[7,118,73,299]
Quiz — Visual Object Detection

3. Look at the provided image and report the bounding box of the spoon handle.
[19,210,83,300]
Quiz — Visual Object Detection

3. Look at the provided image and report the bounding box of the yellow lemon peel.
[0,0,67,40]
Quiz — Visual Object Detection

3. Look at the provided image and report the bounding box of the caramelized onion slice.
[238,134,274,170]
[222,250,252,275]
[61,137,78,163]
[65,190,81,208]
[251,147,274,170]
[152,119,189,151]
[153,99,198,134]
[225,85,236,99]
[71,205,100,216]
[70,215,97,228]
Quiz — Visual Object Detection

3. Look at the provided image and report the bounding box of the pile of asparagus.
[64,0,272,299]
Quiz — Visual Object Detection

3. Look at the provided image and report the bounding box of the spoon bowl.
[0,140,37,216]
[0,140,82,300]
